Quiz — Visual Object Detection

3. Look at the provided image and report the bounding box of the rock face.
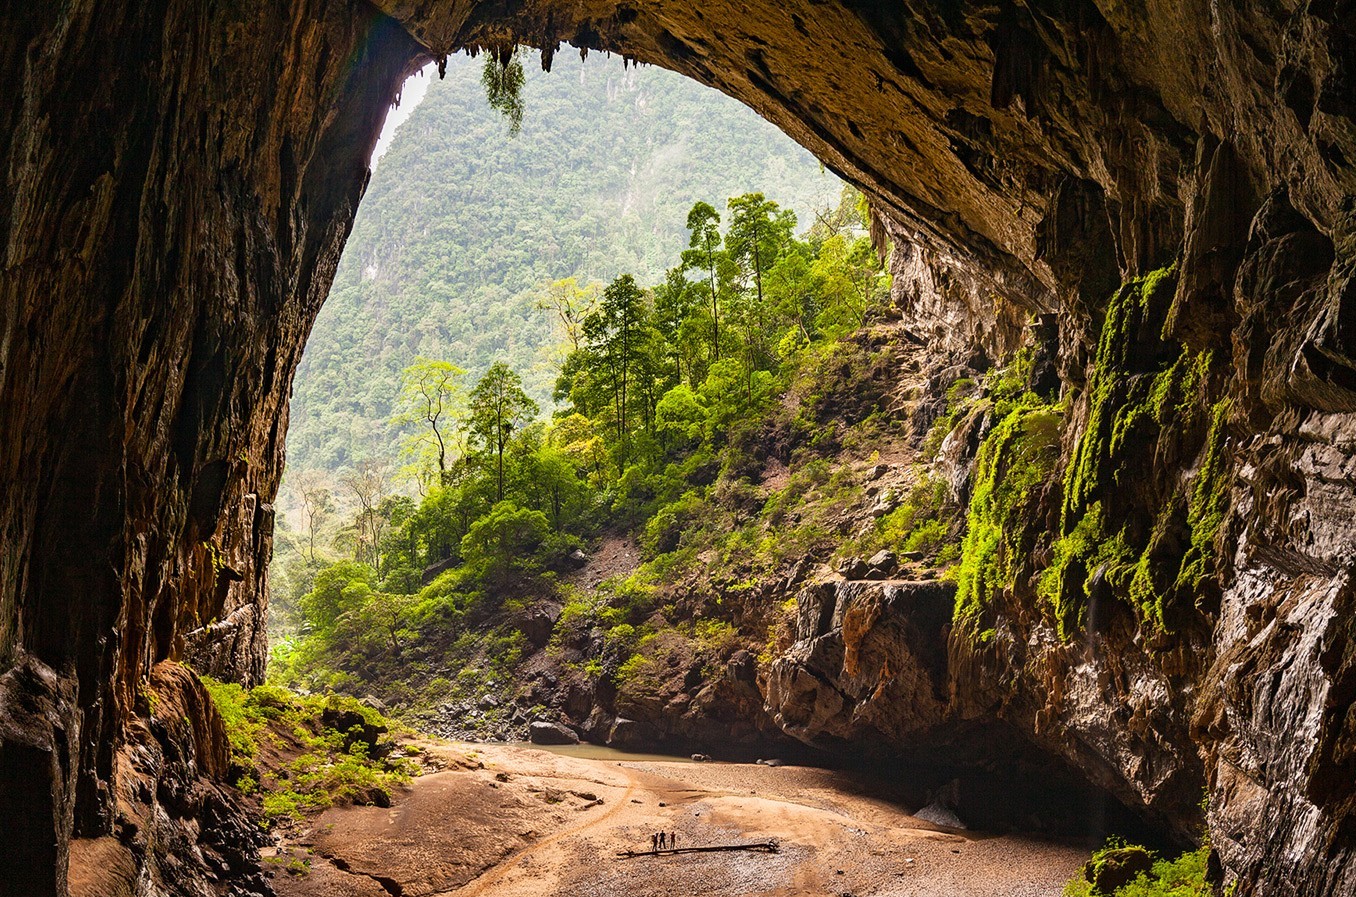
[768,580,955,747]
[0,2,420,892]
[67,662,271,897]
[0,658,79,896]
[528,721,580,746]
[1,1,1354,894]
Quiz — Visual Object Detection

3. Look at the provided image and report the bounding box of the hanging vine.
[481,45,527,135]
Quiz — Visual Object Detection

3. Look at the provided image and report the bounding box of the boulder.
[837,557,869,580]
[867,549,897,575]
[528,721,579,745]
[1081,846,1155,895]
[519,608,557,647]
[566,548,590,569]
[914,800,966,830]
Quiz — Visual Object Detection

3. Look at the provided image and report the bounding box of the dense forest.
[269,182,890,706]
[287,50,840,473]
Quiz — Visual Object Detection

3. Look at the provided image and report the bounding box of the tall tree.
[467,362,540,501]
[810,232,887,336]
[652,268,700,387]
[393,358,466,486]
[726,193,797,310]
[342,460,390,569]
[726,193,798,390]
[536,277,601,354]
[681,202,724,362]
[583,274,653,463]
[292,469,333,563]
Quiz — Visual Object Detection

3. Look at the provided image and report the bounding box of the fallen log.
[617,840,780,859]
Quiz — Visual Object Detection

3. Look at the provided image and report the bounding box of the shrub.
[201,677,263,765]
[1063,842,1211,897]
[644,490,711,556]
[460,501,550,583]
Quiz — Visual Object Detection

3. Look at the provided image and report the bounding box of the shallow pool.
[507,741,703,764]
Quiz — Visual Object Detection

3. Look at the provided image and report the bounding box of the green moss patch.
[1064,841,1212,897]
[1043,265,1230,634]
[953,397,1063,638]
[202,677,418,826]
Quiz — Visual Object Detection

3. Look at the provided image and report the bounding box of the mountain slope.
[288,51,840,472]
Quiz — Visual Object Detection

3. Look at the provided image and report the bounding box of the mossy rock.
[1082,845,1155,894]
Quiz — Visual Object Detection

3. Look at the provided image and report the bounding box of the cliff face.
[0,2,418,893]
[1,1,1353,895]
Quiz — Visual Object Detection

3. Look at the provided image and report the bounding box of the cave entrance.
[263,43,1181,859]
[1,3,1214,893]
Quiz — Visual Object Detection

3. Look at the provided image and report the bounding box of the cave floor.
[267,741,1087,896]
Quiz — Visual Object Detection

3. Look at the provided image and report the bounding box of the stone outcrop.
[768,580,955,748]
[2,1,1355,894]
[0,658,79,896]
[528,720,579,745]
[2,1,420,891]
[67,662,270,897]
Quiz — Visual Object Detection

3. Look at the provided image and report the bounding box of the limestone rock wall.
[2,1,1355,894]
[0,2,417,893]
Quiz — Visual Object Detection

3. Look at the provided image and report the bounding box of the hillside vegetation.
[264,52,1218,891]
[287,51,839,472]
[269,183,891,723]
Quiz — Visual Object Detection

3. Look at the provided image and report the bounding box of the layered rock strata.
[1,2,419,892]
[2,1,1354,894]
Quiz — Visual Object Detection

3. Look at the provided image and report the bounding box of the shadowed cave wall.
[1,1,1354,894]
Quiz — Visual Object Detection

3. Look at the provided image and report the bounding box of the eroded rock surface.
[2,1,1355,894]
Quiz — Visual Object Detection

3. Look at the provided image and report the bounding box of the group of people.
[649,831,679,852]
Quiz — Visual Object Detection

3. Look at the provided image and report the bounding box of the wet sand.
[269,742,1086,897]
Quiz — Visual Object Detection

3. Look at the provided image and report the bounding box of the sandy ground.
[268,742,1087,897]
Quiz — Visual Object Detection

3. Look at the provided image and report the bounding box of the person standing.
[651,832,658,853]
[670,831,677,849]
[659,831,667,850]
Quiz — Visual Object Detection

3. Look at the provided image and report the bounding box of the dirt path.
[562,534,642,591]
[449,771,641,897]
[269,743,1087,897]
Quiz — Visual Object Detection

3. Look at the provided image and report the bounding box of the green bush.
[201,677,417,826]
[1064,843,1211,897]
[460,501,550,583]
[644,490,711,555]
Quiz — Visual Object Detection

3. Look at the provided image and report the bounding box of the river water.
[506,741,700,763]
